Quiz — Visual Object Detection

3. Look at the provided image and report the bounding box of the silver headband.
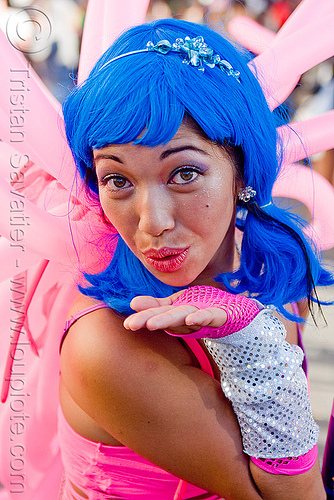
[99,35,241,82]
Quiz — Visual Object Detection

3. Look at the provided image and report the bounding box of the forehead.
[93,121,227,160]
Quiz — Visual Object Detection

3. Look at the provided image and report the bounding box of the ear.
[234,178,244,205]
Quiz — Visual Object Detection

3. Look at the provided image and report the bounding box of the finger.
[184,307,227,328]
[145,305,199,330]
[130,290,185,312]
[124,305,175,330]
[130,295,163,312]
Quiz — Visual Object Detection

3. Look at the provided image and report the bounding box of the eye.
[169,167,201,185]
[100,174,132,191]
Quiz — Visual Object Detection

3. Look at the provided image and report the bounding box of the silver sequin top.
[204,305,319,458]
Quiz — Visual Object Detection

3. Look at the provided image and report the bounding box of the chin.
[151,269,202,288]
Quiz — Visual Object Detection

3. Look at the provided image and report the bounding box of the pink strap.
[167,285,260,339]
[59,303,109,352]
[182,339,214,377]
[173,339,214,499]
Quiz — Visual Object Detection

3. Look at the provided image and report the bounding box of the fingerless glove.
[168,285,260,339]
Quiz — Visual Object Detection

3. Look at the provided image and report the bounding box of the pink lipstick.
[142,247,189,272]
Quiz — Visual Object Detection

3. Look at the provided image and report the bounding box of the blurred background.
[1,0,333,462]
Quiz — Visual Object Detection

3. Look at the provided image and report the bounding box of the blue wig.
[62,18,333,318]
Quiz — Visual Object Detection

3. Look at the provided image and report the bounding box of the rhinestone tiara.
[99,36,241,81]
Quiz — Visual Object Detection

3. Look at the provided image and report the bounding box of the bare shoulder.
[60,293,195,407]
[62,293,193,363]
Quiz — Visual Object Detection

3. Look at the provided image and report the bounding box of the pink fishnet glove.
[166,285,260,339]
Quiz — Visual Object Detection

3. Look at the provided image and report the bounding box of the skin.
[60,123,325,499]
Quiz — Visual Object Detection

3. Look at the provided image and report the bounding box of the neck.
[191,218,238,289]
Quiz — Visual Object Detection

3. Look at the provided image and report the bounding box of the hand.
[123,291,228,336]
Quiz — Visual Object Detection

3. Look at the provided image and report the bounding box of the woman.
[59,18,331,499]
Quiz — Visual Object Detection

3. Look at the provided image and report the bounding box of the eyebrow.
[94,145,210,165]
[159,145,209,160]
[93,153,124,164]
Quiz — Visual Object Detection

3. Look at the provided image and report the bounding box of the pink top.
[58,406,220,500]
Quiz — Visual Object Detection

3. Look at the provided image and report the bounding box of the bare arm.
[123,293,326,500]
[60,306,262,500]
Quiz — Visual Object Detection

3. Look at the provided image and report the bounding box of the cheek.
[182,183,235,231]
[99,197,132,242]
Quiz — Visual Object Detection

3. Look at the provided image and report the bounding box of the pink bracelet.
[250,445,318,475]
[166,285,260,339]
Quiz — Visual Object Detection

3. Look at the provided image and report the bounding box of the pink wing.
[228,5,334,251]
[0,1,149,498]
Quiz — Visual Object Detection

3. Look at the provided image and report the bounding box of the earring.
[238,186,256,203]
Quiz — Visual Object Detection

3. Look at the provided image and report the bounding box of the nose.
[137,186,175,236]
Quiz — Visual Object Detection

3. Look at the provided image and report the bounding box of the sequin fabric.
[204,307,319,458]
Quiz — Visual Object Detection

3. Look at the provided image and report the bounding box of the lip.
[142,247,189,273]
